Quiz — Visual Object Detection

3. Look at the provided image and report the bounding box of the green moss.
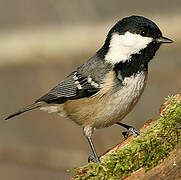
[73,95,181,180]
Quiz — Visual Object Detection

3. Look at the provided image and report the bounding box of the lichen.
[73,95,181,180]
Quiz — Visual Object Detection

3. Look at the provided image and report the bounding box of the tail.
[5,102,44,120]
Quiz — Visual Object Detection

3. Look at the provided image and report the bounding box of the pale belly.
[62,71,148,129]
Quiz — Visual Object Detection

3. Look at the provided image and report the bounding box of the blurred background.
[0,0,181,179]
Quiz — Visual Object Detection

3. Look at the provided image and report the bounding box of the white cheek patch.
[105,32,153,64]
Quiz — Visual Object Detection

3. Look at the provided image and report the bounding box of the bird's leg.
[83,126,100,163]
[86,136,100,163]
[116,122,141,139]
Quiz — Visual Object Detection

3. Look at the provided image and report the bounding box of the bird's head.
[97,16,173,65]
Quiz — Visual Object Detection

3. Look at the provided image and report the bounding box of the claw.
[116,122,141,139]
[122,127,141,139]
[88,154,100,163]
[88,154,96,163]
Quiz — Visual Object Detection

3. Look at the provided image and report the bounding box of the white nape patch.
[105,32,153,64]
[40,106,59,114]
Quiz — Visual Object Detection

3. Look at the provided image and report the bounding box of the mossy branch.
[71,94,181,180]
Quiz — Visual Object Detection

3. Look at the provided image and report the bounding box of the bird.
[5,15,173,163]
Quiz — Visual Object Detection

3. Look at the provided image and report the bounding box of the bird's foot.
[88,154,100,163]
[116,122,141,139]
[122,127,141,139]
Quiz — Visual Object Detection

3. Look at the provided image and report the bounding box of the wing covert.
[36,71,100,104]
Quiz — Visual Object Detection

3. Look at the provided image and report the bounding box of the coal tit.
[5,16,173,163]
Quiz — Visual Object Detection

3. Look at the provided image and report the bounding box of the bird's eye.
[140,30,147,36]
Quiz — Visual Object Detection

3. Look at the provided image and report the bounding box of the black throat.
[111,42,161,80]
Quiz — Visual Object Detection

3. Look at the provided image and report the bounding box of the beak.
[156,36,174,44]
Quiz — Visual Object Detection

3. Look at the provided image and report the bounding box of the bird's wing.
[36,71,101,104]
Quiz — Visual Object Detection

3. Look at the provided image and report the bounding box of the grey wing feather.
[36,71,100,104]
